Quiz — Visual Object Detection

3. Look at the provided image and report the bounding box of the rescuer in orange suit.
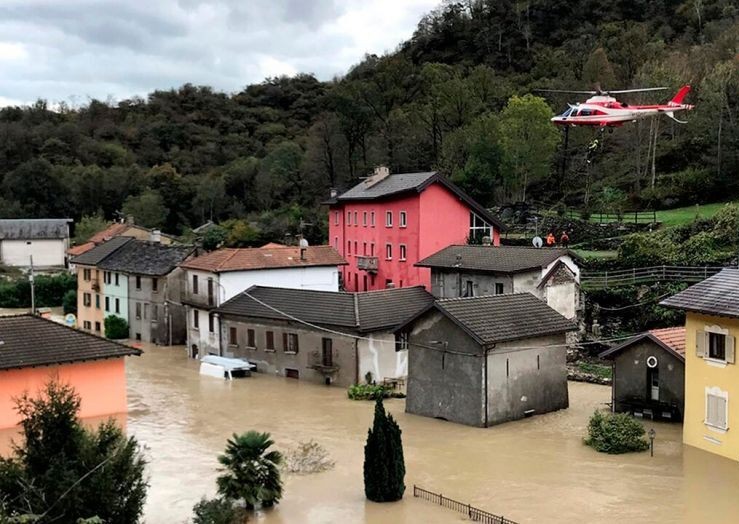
[560,231,570,247]
[546,232,556,246]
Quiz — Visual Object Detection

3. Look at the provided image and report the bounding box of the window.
[385,244,392,260]
[229,327,238,345]
[709,332,727,361]
[385,211,393,227]
[95,294,100,309]
[322,338,333,366]
[152,304,158,320]
[334,236,338,250]
[363,242,367,256]
[354,211,358,224]
[152,278,158,292]
[395,332,409,351]
[266,331,275,350]
[115,273,119,286]
[354,241,357,255]
[192,275,199,294]
[247,329,256,348]
[399,211,407,228]
[83,321,91,330]
[495,283,504,295]
[706,387,728,430]
[192,309,199,328]
[347,240,351,256]
[385,279,393,288]
[464,280,474,297]
[83,293,91,307]
[399,244,407,261]
[207,279,214,306]
[469,211,493,243]
[105,296,110,312]
[347,211,351,225]
[370,211,375,227]
[115,298,120,313]
[208,314,214,333]
[95,321,101,332]
[363,211,367,226]
[370,243,375,256]
[334,211,339,225]
[143,303,149,320]
[103,271,110,284]
[283,333,299,353]
[136,303,142,320]
[135,275,141,290]
[83,268,91,281]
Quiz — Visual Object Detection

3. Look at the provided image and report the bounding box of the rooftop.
[70,236,133,267]
[216,285,434,333]
[660,268,739,318]
[599,327,686,361]
[0,314,141,371]
[98,240,194,276]
[0,219,72,240]
[180,245,346,273]
[411,293,576,345]
[416,245,573,274]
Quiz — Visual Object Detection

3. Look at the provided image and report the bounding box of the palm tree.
[216,431,284,509]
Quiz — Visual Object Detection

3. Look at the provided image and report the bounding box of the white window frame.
[370,211,375,227]
[701,325,734,366]
[385,243,392,260]
[354,211,358,225]
[399,211,407,228]
[334,211,339,225]
[385,211,393,227]
[399,244,407,261]
[705,386,729,432]
[363,211,367,226]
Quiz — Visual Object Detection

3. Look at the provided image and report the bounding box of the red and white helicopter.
[544,85,694,128]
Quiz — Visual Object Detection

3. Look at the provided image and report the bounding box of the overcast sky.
[0,0,439,107]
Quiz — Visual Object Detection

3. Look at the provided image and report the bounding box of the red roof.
[88,223,131,244]
[180,246,347,273]
[260,242,287,248]
[67,241,95,256]
[648,327,686,356]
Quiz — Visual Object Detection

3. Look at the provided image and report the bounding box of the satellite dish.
[299,238,309,248]
[65,313,77,327]
[646,356,658,368]
[532,236,543,248]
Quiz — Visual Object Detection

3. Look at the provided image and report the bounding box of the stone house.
[599,327,685,421]
[415,245,581,319]
[179,244,346,358]
[67,216,176,260]
[399,292,575,427]
[0,218,72,269]
[215,285,434,386]
[98,240,194,344]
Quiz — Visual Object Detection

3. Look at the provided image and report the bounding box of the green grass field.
[656,202,731,228]
[573,249,618,260]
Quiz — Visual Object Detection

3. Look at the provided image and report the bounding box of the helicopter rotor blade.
[605,87,669,94]
[534,89,598,95]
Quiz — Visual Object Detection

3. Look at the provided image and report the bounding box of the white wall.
[0,239,67,267]
[187,306,221,357]
[219,266,340,300]
[545,282,579,319]
[358,332,407,383]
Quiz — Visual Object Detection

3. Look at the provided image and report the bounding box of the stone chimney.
[329,188,338,199]
[150,229,162,243]
[126,215,135,225]
[364,165,391,188]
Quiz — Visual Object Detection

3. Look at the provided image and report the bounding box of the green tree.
[62,289,77,314]
[363,398,405,502]
[192,498,248,524]
[499,95,560,202]
[202,226,227,251]
[582,47,617,88]
[0,381,147,523]
[74,213,109,244]
[104,315,129,339]
[216,431,283,509]
[121,190,168,229]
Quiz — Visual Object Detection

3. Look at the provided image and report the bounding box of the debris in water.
[283,440,335,474]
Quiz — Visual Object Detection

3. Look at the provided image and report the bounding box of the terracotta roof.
[67,242,95,256]
[417,245,574,274]
[0,314,141,371]
[599,327,686,361]
[180,246,347,273]
[661,269,739,318]
[89,222,131,244]
[260,242,287,248]
[216,285,434,333]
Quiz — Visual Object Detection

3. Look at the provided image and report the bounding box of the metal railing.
[357,256,379,272]
[581,265,723,289]
[567,210,657,225]
[413,485,517,524]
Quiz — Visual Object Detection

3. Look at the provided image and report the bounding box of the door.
[648,366,659,401]
[322,338,333,367]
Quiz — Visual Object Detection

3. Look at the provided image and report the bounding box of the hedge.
[0,273,77,308]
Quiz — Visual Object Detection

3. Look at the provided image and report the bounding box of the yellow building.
[662,269,739,461]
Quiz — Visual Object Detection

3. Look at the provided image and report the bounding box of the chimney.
[126,215,135,225]
[364,165,391,188]
[482,235,492,246]
[299,237,309,261]
[150,229,161,243]
[329,188,338,199]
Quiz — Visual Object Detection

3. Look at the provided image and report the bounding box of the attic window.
[469,211,493,243]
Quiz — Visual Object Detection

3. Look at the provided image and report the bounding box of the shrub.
[617,233,677,267]
[584,410,649,454]
[364,398,405,502]
[192,498,248,524]
[62,289,77,314]
[104,315,129,339]
[347,383,406,401]
[0,273,77,308]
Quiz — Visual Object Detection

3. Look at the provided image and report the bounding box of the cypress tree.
[363,398,405,502]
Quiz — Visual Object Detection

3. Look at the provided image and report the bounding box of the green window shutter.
[696,330,706,358]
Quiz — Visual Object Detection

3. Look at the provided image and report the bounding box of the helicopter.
[541,85,694,128]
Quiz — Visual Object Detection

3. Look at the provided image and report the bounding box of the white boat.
[199,355,257,380]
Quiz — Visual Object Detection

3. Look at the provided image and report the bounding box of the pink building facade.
[328,169,502,292]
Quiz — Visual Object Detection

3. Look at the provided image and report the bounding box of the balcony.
[182,290,217,308]
[91,279,100,292]
[356,256,378,273]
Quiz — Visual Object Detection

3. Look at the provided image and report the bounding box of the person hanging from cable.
[586,137,600,164]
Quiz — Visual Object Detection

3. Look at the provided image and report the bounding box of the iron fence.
[567,210,657,225]
[581,265,723,289]
[413,485,518,524]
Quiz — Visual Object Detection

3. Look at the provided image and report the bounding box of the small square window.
[495,283,504,295]
[709,333,727,361]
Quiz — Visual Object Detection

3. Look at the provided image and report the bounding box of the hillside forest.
[0,0,737,245]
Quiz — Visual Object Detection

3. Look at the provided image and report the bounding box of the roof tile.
[180,246,346,273]
[417,245,572,273]
[661,268,739,318]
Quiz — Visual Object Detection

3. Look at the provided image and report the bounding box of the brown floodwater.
[4,343,739,523]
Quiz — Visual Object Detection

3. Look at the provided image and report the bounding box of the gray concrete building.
[215,285,434,387]
[98,240,194,344]
[599,327,685,421]
[415,245,581,319]
[400,293,575,427]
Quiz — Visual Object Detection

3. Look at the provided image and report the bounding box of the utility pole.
[29,255,36,315]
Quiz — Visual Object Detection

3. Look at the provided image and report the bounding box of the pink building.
[327,167,503,292]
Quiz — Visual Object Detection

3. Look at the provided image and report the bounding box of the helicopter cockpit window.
[579,109,592,116]
[560,107,573,117]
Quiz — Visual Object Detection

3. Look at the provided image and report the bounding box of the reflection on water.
[5,343,739,523]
